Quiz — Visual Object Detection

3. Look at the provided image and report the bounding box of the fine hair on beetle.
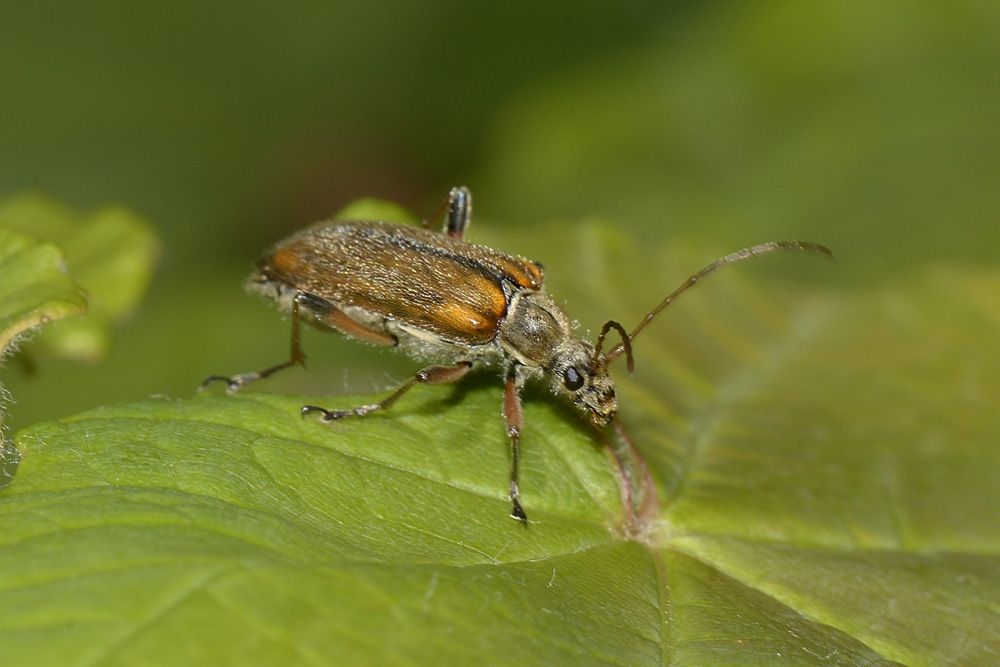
[203,186,833,525]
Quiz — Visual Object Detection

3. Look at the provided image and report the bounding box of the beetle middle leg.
[422,186,471,239]
[302,361,473,421]
[503,370,528,524]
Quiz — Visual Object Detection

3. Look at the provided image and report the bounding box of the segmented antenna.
[605,240,833,364]
[595,320,633,374]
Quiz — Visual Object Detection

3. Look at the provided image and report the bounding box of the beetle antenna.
[595,320,633,374]
[605,241,833,363]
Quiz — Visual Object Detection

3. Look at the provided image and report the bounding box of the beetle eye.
[563,367,585,391]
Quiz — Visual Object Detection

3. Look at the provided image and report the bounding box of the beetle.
[204,186,832,523]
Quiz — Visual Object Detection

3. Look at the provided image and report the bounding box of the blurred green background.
[2,1,998,431]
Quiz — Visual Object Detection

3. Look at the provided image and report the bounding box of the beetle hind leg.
[201,297,307,393]
[302,361,473,421]
[306,294,397,347]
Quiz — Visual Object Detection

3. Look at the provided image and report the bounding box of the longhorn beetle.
[204,187,832,523]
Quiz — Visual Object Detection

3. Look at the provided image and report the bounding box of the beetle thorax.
[498,291,573,368]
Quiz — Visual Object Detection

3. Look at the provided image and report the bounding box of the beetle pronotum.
[204,187,832,523]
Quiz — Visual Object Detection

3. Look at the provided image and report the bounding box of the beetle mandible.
[204,187,832,523]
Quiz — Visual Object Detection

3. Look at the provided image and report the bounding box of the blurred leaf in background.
[0,228,87,363]
[479,2,1000,278]
[0,195,159,362]
[0,225,87,483]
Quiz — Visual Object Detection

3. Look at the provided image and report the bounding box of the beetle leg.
[202,296,307,393]
[503,370,528,524]
[317,305,397,346]
[444,186,471,239]
[290,292,398,346]
[422,186,471,239]
[302,361,473,421]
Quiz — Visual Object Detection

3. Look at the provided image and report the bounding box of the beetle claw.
[301,405,336,420]
[510,499,528,524]
[302,404,377,421]
[201,374,258,394]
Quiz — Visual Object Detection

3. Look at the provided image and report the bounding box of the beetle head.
[549,341,617,428]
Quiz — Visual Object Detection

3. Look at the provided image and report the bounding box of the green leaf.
[0,225,87,482]
[477,2,1000,277]
[0,227,87,360]
[0,195,159,362]
[0,225,89,378]
[2,222,998,665]
[334,197,416,224]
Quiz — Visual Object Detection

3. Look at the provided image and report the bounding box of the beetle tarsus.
[303,404,372,421]
[199,375,230,391]
[301,405,328,419]
[511,504,527,524]
[510,490,528,525]
[201,373,259,394]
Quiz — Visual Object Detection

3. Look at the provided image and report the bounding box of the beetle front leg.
[422,186,471,239]
[302,361,473,421]
[201,296,307,393]
[503,370,528,524]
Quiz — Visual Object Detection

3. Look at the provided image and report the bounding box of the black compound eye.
[563,367,585,391]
